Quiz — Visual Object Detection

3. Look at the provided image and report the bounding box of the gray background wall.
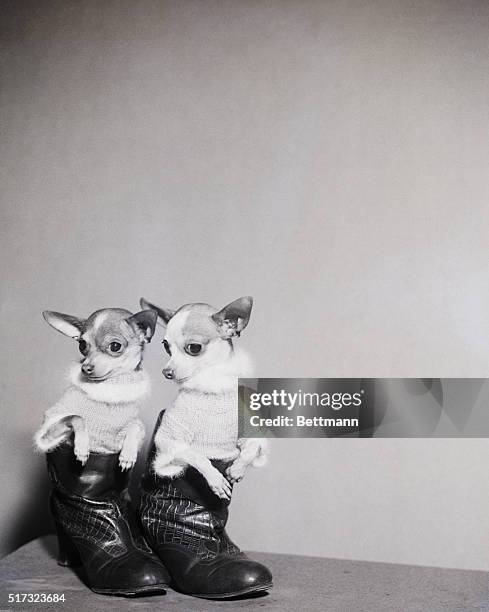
[2,0,489,570]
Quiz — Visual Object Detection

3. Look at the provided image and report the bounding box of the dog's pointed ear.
[212,296,253,339]
[140,298,175,326]
[127,310,158,343]
[42,311,85,339]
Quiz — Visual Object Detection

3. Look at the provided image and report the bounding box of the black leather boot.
[47,443,170,596]
[139,419,273,599]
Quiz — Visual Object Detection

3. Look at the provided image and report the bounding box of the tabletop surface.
[0,536,488,611]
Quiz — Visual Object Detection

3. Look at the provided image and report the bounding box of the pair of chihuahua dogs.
[35,296,268,499]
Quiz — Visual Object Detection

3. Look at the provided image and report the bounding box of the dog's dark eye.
[185,343,202,356]
[163,340,171,356]
[108,341,122,353]
[78,339,87,355]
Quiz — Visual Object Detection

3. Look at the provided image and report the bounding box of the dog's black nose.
[163,368,175,380]
[82,363,94,375]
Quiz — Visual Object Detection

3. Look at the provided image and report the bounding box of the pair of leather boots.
[47,416,273,598]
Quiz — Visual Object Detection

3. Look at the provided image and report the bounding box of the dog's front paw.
[74,430,89,465]
[153,453,171,476]
[226,460,246,484]
[119,449,137,471]
[206,467,232,500]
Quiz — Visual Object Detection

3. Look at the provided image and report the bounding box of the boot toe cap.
[209,558,273,596]
[136,566,170,589]
[112,555,170,593]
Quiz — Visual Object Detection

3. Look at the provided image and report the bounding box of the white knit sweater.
[154,349,252,477]
[35,366,149,454]
[156,388,240,461]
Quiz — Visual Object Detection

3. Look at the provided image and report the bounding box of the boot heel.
[55,524,81,567]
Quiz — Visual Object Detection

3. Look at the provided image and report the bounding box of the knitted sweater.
[35,365,149,454]
[156,388,239,461]
[154,349,252,477]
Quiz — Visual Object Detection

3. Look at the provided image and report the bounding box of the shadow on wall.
[7,461,53,555]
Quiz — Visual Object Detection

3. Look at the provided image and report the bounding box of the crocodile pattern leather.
[139,415,272,598]
[139,467,272,597]
[47,445,170,594]
[141,480,225,560]
[52,493,128,557]
[219,527,241,556]
[140,484,241,558]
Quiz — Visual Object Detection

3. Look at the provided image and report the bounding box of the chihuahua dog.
[34,308,157,470]
[140,296,268,499]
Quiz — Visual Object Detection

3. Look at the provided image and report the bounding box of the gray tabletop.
[0,536,488,611]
